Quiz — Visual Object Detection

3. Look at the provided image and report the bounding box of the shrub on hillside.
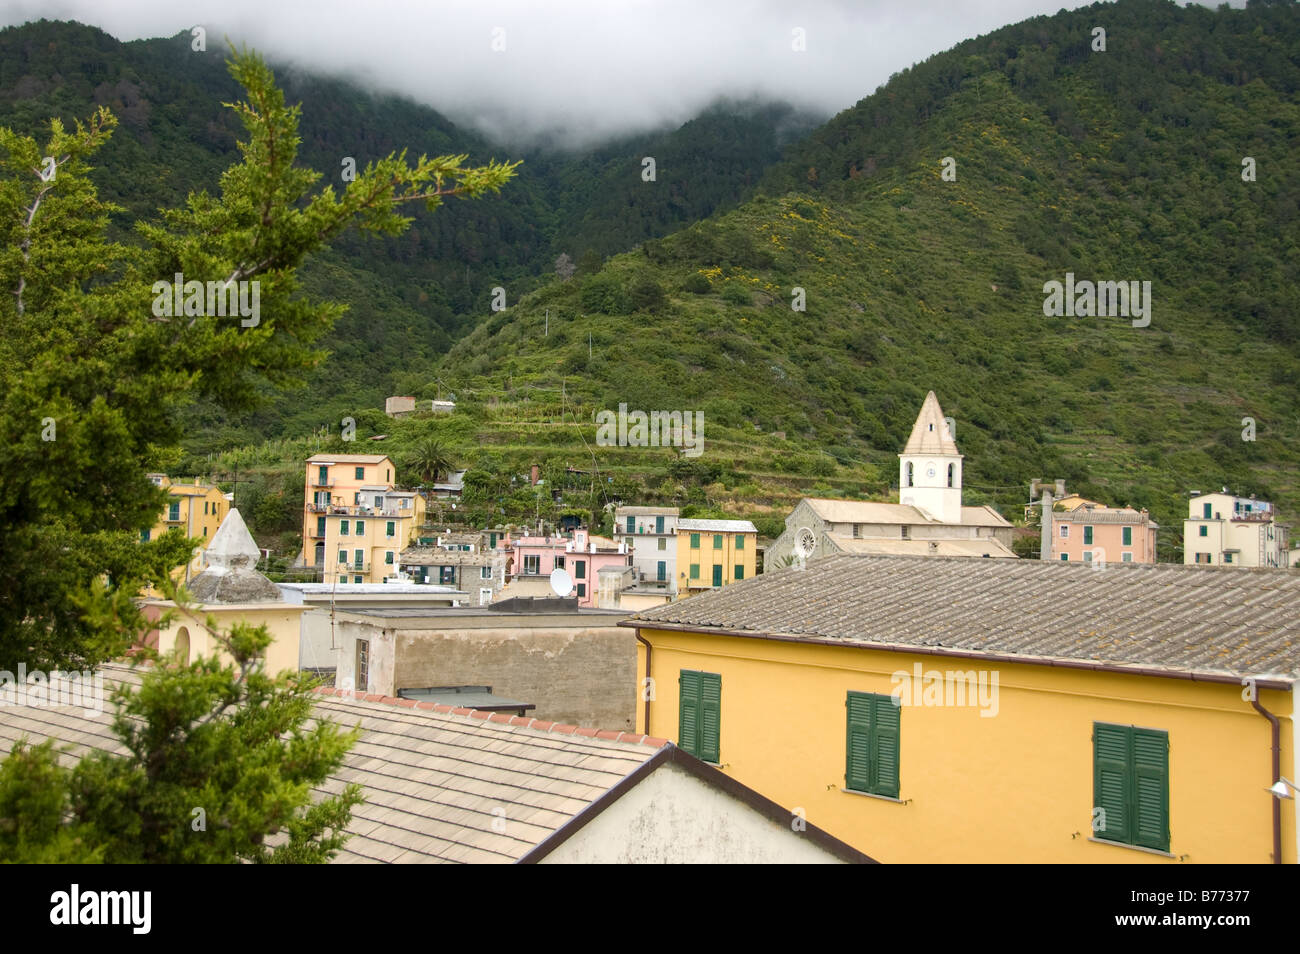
[580,273,626,314]
[681,272,712,294]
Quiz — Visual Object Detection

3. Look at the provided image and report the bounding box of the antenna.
[549,568,574,598]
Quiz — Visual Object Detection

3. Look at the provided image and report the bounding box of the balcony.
[310,504,403,517]
[311,478,336,488]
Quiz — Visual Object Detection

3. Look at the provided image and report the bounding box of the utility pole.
[544,309,548,336]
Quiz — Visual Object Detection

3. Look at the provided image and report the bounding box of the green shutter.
[1132,729,1169,851]
[690,533,700,549]
[1084,526,1093,545]
[845,693,873,792]
[700,672,721,763]
[679,670,701,756]
[626,516,635,533]
[734,565,744,581]
[1122,526,1132,546]
[871,695,901,798]
[387,520,395,536]
[735,534,745,549]
[712,564,723,587]
[1093,723,1132,844]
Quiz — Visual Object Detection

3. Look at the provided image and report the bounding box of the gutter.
[617,619,1294,691]
[635,630,653,735]
[1252,697,1283,864]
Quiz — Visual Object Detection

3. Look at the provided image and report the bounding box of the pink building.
[1048,503,1159,564]
[508,528,630,607]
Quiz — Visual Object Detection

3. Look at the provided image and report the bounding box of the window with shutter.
[845,691,900,798]
[678,670,699,756]
[1093,722,1168,852]
[678,669,721,763]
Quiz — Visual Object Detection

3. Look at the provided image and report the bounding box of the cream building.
[1184,491,1291,568]
[143,474,231,582]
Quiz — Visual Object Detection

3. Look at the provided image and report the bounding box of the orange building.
[1047,501,1158,565]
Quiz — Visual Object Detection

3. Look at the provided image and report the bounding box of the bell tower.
[898,391,963,524]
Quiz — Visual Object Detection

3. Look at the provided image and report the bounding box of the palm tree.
[406,438,455,518]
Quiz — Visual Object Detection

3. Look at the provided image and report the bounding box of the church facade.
[766,392,1015,568]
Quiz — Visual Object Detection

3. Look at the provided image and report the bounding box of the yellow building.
[142,474,230,581]
[300,454,427,583]
[147,508,303,676]
[626,553,1300,863]
[674,519,757,595]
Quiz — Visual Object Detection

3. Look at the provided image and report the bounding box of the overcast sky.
[0,0,1229,147]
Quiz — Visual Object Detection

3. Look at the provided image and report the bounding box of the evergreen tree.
[0,49,517,671]
[0,609,362,864]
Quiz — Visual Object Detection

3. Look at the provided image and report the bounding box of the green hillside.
[414,0,1300,561]
[0,19,820,447]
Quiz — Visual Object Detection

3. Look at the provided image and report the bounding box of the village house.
[300,454,428,583]
[277,581,468,678]
[675,518,758,594]
[625,553,1300,864]
[613,505,680,596]
[331,596,634,730]
[399,531,508,605]
[1047,498,1159,564]
[505,527,629,607]
[766,392,1015,567]
[1184,490,1291,568]
[142,473,231,582]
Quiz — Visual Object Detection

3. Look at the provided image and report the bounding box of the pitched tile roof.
[677,518,758,533]
[399,547,495,567]
[1053,507,1158,526]
[306,454,392,464]
[826,535,1017,558]
[0,666,665,864]
[802,498,1011,528]
[626,553,1300,682]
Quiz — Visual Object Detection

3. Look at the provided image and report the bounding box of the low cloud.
[0,0,1236,147]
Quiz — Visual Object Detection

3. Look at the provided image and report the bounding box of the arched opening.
[906,462,914,487]
[175,626,190,666]
[947,463,955,488]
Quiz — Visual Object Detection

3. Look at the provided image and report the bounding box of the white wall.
[538,761,850,864]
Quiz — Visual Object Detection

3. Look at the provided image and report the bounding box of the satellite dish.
[549,568,574,598]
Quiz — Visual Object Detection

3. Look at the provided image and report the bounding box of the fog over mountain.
[0,0,1237,147]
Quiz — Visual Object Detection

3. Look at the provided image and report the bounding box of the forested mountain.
[422,0,1300,559]
[6,2,1299,565]
[0,19,820,445]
